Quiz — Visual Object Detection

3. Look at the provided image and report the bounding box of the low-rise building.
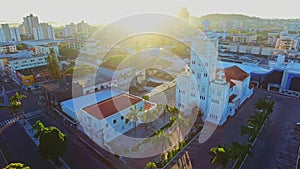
[98,63,135,91]
[0,45,17,54]
[40,76,83,110]
[275,34,299,53]
[35,44,59,56]
[61,88,155,143]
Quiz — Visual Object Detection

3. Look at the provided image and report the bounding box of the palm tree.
[164,104,179,125]
[209,145,231,169]
[151,129,173,161]
[229,142,252,160]
[169,116,176,126]
[248,111,264,130]
[166,105,179,115]
[140,109,160,123]
[0,92,26,119]
[171,115,190,145]
[125,106,140,137]
[146,161,157,169]
[240,121,255,141]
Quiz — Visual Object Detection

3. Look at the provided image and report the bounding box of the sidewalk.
[42,108,127,169]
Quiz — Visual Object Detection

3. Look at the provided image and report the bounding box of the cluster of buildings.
[0,14,55,43]
[1,11,299,148]
[0,40,61,90]
[21,14,55,40]
[60,21,91,38]
[0,24,21,43]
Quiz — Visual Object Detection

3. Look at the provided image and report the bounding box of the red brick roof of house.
[83,94,142,120]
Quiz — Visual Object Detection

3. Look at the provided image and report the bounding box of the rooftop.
[73,73,112,88]
[41,76,83,102]
[17,65,48,76]
[22,40,62,46]
[217,65,249,82]
[61,87,124,115]
[83,94,142,120]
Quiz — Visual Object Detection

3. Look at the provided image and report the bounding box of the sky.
[1,0,300,25]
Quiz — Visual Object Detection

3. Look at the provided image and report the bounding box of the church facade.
[176,36,253,125]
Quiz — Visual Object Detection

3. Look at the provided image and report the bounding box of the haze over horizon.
[1,0,300,25]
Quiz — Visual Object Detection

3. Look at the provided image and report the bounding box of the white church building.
[176,35,253,125]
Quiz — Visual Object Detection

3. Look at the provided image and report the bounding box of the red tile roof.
[216,66,249,86]
[144,102,155,111]
[83,94,142,120]
[229,80,236,88]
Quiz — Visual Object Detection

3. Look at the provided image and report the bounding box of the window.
[113,119,117,124]
[200,95,206,100]
[121,116,124,120]
[197,73,201,80]
[106,123,109,127]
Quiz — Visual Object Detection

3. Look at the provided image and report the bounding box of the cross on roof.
[218,70,225,80]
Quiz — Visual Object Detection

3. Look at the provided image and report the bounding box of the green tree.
[151,129,173,161]
[166,105,179,115]
[47,48,61,80]
[240,122,255,140]
[140,109,159,123]
[16,43,28,50]
[0,92,26,119]
[146,161,157,169]
[228,142,252,160]
[171,115,190,145]
[3,163,30,169]
[35,121,67,163]
[125,106,141,138]
[32,120,45,138]
[209,145,231,169]
[142,95,149,101]
[59,47,79,60]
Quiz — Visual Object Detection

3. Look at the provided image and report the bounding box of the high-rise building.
[9,27,21,42]
[23,14,40,35]
[0,24,21,43]
[0,29,6,43]
[18,24,26,35]
[1,24,11,41]
[62,23,76,37]
[77,21,89,35]
[33,23,55,40]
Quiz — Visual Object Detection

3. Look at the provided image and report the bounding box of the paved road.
[28,114,111,169]
[1,122,53,169]
[242,90,300,169]
[162,88,296,169]
[0,80,112,169]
